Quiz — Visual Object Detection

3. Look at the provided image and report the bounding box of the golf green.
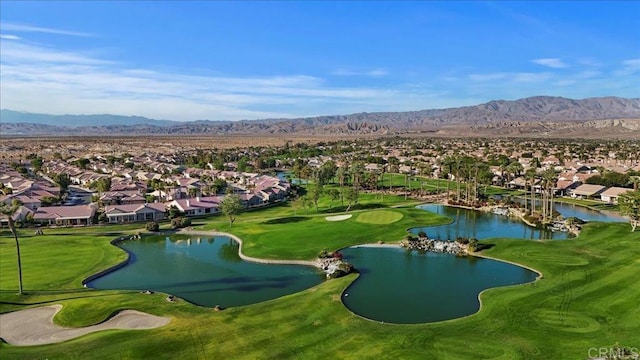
[356,210,404,224]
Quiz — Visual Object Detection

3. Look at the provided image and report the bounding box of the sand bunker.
[0,304,170,346]
[325,214,353,221]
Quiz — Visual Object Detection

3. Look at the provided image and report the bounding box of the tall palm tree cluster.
[438,154,559,223]
[439,155,493,206]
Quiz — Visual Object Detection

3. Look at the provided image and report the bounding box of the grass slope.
[1,204,639,359]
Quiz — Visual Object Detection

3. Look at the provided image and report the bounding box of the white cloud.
[575,70,601,79]
[513,72,553,82]
[531,58,568,69]
[0,42,411,120]
[2,28,637,121]
[468,72,551,83]
[0,34,21,40]
[622,58,640,70]
[2,41,112,65]
[0,22,92,37]
[468,73,507,81]
[553,79,576,87]
[331,68,388,77]
[613,58,640,77]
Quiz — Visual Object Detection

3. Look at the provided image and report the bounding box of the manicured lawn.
[202,206,448,260]
[355,209,404,224]
[556,196,620,211]
[1,204,639,359]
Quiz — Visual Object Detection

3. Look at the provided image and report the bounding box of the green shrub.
[171,217,191,229]
[145,221,160,232]
[98,213,108,223]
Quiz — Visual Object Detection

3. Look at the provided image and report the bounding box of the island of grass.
[1,193,639,359]
[355,209,404,224]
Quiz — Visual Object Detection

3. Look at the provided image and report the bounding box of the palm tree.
[380,165,386,202]
[187,186,199,198]
[0,200,24,295]
[336,166,347,206]
[541,168,557,223]
[619,190,640,232]
[524,168,537,213]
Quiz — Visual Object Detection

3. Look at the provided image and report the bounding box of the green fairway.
[1,204,639,359]
[355,210,404,224]
[207,206,448,260]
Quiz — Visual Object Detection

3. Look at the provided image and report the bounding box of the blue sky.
[1,1,639,121]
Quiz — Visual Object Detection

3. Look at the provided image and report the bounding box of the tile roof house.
[167,196,221,217]
[99,190,142,205]
[600,187,633,204]
[0,205,33,227]
[238,193,264,208]
[554,180,578,195]
[3,195,42,211]
[33,205,97,226]
[569,184,607,199]
[104,203,167,223]
[122,193,147,204]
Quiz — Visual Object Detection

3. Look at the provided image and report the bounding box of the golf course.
[1,194,639,359]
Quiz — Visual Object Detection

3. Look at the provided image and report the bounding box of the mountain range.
[2,96,639,138]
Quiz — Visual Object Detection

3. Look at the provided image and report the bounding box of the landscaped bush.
[171,217,191,229]
[98,213,108,223]
[468,239,479,252]
[456,237,470,244]
[145,221,160,232]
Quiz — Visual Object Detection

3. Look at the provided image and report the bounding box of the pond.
[88,201,616,322]
[341,246,537,323]
[86,235,324,307]
[496,195,626,222]
[276,171,302,185]
[550,202,624,222]
[410,204,569,240]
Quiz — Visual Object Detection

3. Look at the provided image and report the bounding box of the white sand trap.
[325,214,352,221]
[0,304,170,346]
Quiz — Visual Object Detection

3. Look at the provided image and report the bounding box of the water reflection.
[88,235,323,307]
[412,204,567,240]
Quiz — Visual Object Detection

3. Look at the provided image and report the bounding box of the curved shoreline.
[82,235,136,286]
[177,229,320,267]
[338,246,543,326]
[84,208,544,326]
[83,230,321,289]
[470,252,544,280]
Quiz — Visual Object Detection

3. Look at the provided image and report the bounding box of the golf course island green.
[1,197,639,359]
[355,210,404,224]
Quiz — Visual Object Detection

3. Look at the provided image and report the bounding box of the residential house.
[33,205,96,226]
[122,193,146,204]
[554,180,577,196]
[167,196,221,217]
[104,203,167,223]
[0,205,33,227]
[239,193,264,208]
[7,195,42,210]
[600,187,632,204]
[364,163,380,172]
[569,184,606,200]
